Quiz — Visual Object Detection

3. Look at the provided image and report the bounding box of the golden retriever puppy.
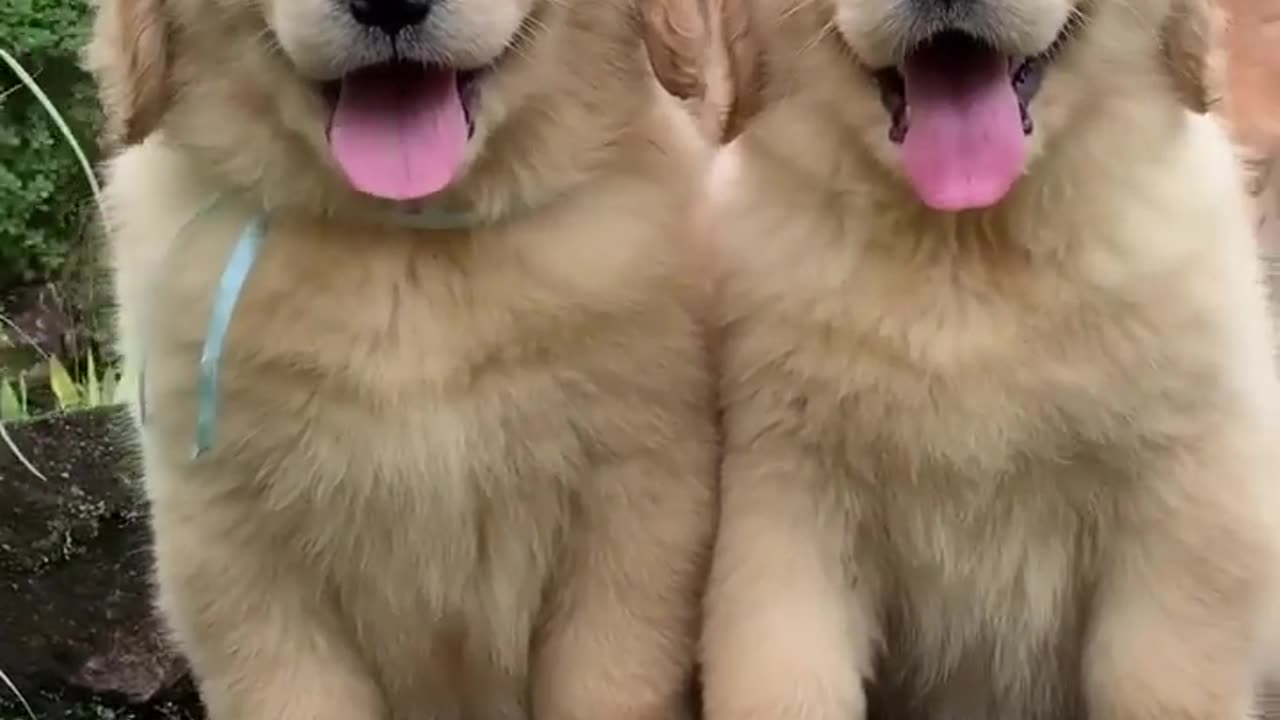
[698,0,1280,717]
[83,0,718,718]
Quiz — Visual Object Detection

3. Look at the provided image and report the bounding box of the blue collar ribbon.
[142,198,507,459]
[192,213,267,457]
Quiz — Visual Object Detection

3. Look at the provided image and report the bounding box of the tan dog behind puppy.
[699,0,1280,717]
[85,0,718,718]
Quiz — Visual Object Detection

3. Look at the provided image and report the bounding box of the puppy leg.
[152,501,385,720]
[530,443,715,720]
[701,447,875,720]
[1083,451,1273,720]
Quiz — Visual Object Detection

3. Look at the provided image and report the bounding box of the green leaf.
[47,354,81,409]
[0,378,23,420]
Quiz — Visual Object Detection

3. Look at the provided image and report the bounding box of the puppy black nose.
[347,0,434,34]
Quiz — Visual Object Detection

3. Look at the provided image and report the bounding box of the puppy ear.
[642,0,709,101]
[1159,0,1225,115]
[83,0,172,147]
[715,0,763,140]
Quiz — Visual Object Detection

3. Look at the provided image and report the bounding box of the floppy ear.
[715,0,762,141]
[83,0,172,147]
[640,0,763,142]
[643,0,710,101]
[1159,0,1225,115]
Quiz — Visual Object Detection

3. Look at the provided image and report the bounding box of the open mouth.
[871,27,1072,211]
[321,62,489,201]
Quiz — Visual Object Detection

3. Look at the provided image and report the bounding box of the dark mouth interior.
[321,62,485,132]
[873,29,1059,144]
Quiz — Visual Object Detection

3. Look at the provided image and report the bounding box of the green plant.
[0,0,102,289]
[47,349,133,412]
[1,348,130,481]
[1,349,131,421]
[0,321,44,479]
[1,1,109,478]
[0,373,30,420]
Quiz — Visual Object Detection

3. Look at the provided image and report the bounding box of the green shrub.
[0,0,102,290]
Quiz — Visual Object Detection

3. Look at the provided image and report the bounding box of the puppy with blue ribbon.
[87,0,721,717]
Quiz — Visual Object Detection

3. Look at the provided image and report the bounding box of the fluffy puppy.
[698,0,1280,717]
[84,0,718,718]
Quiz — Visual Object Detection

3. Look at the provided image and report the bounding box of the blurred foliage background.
[1,0,101,289]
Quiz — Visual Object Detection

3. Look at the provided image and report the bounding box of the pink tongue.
[900,47,1026,211]
[328,67,468,200]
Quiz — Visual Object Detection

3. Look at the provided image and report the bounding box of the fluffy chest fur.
[106,137,711,710]
[710,114,1277,720]
[722,236,1138,716]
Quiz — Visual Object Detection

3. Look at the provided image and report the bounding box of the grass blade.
[0,665,38,720]
[0,666,37,720]
[0,47,103,208]
[0,420,47,482]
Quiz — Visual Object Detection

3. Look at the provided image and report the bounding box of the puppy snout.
[906,0,985,28]
[915,0,978,10]
[889,0,1032,53]
[347,0,435,35]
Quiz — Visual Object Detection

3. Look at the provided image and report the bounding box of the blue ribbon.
[192,214,267,458]
[138,193,228,427]
[163,197,512,459]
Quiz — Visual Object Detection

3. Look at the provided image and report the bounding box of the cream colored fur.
[698,0,1280,718]
[86,0,719,718]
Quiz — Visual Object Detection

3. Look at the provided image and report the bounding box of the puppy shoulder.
[104,135,221,240]
[1148,115,1279,431]
[1180,111,1250,201]
[1117,112,1257,278]
[103,137,254,350]
[1174,113,1266,296]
